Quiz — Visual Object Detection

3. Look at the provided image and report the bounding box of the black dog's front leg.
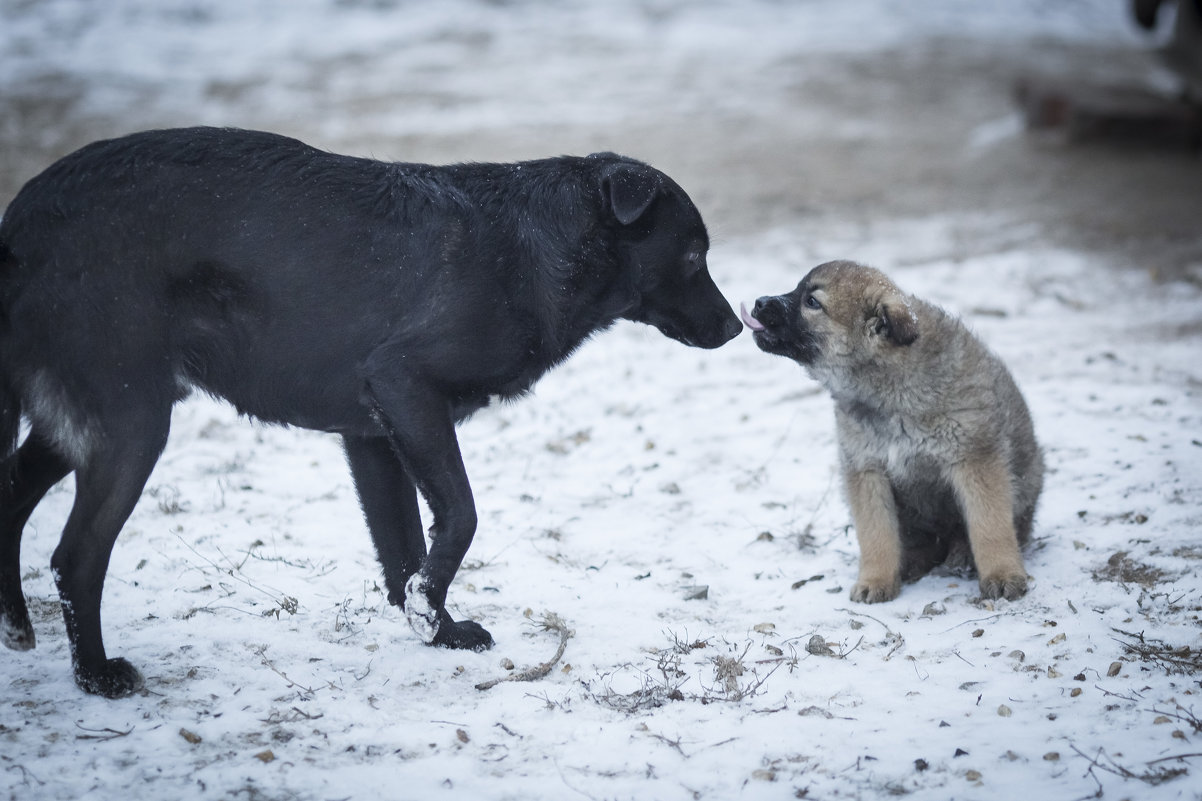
[343,435,426,608]
[360,375,493,652]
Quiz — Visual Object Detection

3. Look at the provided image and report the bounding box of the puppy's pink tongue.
[740,302,765,332]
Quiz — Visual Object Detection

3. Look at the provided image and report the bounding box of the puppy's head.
[744,260,919,375]
[593,156,742,349]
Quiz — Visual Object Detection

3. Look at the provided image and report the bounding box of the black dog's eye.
[804,294,822,310]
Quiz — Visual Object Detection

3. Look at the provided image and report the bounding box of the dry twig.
[1071,745,1188,787]
[74,723,134,742]
[1112,629,1201,676]
[476,613,573,691]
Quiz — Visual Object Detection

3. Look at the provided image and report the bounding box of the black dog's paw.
[1,613,36,651]
[431,618,494,652]
[75,657,144,698]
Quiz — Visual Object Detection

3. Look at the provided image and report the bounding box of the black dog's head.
[594,156,741,349]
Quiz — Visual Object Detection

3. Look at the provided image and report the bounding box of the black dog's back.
[1,129,617,434]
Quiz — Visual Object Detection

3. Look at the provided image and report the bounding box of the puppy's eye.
[804,294,822,310]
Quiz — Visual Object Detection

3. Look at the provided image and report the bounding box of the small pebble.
[997,704,1012,717]
[805,635,834,656]
[1107,662,1122,677]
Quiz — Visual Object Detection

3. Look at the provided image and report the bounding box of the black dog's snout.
[723,314,743,340]
[753,295,786,327]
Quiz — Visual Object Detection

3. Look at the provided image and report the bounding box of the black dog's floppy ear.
[600,163,662,225]
[872,297,919,346]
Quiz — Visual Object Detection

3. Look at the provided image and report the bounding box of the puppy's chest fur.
[834,393,956,477]
[826,338,981,477]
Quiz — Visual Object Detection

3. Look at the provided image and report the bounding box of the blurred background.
[2,0,1199,279]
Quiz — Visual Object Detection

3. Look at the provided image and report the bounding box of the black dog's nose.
[753,295,786,327]
[723,314,743,340]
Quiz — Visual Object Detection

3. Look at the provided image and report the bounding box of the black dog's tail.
[0,238,21,458]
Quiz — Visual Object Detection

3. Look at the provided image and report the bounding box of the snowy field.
[2,2,1201,800]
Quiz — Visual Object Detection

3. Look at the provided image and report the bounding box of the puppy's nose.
[753,296,785,326]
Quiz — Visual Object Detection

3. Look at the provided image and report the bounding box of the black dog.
[0,127,741,697]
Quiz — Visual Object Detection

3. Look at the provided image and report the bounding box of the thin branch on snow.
[476,613,574,691]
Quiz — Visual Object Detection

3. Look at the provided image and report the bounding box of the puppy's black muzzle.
[752,295,788,328]
[747,291,818,364]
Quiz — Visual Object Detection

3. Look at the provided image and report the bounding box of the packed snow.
[2,2,1200,800]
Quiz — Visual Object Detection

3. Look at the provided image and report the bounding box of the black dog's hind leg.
[343,435,427,608]
[360,376,493,652]
[51,410,170,697]
[0,432,73,651]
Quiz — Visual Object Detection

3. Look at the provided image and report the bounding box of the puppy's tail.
[0,238,21,458]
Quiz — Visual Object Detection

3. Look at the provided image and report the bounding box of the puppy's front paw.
[979,571,1028,601]
[849,577,900,604]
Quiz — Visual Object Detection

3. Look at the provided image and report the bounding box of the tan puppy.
[744,261,1043,602]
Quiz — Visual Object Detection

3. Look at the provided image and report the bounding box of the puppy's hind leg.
[52,407,171,697]
[948,454,1028,601]
[845,468,903,603]
[0,431,73,650]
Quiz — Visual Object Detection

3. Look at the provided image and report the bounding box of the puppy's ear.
[600,163,662,225]
[871,297,919,346]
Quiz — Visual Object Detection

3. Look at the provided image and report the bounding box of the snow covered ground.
[2,2,1201,800]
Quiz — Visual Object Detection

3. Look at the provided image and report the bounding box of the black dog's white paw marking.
[403,574,439,642]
